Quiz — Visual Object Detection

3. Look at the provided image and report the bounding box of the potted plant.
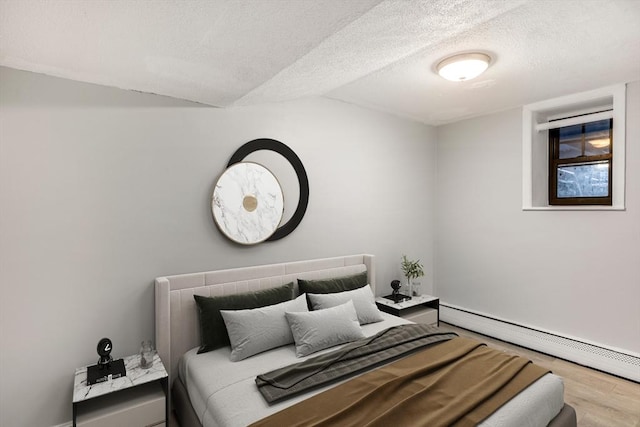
[401,255,425,297]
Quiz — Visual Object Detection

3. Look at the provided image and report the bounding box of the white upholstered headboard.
[154,254,375,385]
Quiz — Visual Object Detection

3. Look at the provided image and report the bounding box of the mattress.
[179,313,565,427]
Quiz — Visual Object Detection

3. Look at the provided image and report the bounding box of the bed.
[155,254,577,427]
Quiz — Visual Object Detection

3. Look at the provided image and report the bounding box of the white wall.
[435,81,640,355]
[0,66,437,427]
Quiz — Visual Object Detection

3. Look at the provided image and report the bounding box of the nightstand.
[376,294,440,326]
[72,352,168,427]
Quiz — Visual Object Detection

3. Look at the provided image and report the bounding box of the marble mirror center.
[212,162,284,245]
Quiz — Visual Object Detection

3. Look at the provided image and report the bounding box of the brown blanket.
[251,336,550,427]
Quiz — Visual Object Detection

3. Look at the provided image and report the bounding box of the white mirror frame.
[212,162,284,244]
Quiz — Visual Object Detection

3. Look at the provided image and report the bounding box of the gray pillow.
[194,283,294,353]
[221,294,308,362]
[307,285,383,325]
[285,300,364,357]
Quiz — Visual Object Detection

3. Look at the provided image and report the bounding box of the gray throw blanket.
[256,323,457,403]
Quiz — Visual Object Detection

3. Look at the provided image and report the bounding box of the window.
[522,84,626,210]
[548,118,612,205]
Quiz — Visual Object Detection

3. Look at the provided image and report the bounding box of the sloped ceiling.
[1,0,639,125]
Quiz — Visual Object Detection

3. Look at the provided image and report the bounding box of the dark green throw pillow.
[298,271,368,295]
[194,282,294,354]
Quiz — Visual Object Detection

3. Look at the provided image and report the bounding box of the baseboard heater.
[440,303,640,383]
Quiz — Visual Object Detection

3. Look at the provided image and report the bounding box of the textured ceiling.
[1,0,639,126]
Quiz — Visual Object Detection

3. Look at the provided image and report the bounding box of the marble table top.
[73,352,167,403]
[375,294,439,309]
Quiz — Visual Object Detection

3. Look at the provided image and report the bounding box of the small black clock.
[385,279,410,303]
[87,337,126,385]
[97,337,113,368]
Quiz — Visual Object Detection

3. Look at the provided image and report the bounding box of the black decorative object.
[385,280,411,303]
[96,337,113,368]
[87,338,126,385]
[226,139,309,241]
[390,280,401,298]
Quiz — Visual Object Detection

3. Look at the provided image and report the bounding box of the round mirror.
[212,162,284,245]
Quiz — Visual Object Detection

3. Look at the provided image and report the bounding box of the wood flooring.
[438,322,640,427]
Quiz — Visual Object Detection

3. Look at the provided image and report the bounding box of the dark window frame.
[548,118,613,206]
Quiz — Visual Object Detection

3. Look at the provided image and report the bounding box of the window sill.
[522,205,625,211]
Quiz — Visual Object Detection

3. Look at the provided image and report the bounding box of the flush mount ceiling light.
[436,53,491,82]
